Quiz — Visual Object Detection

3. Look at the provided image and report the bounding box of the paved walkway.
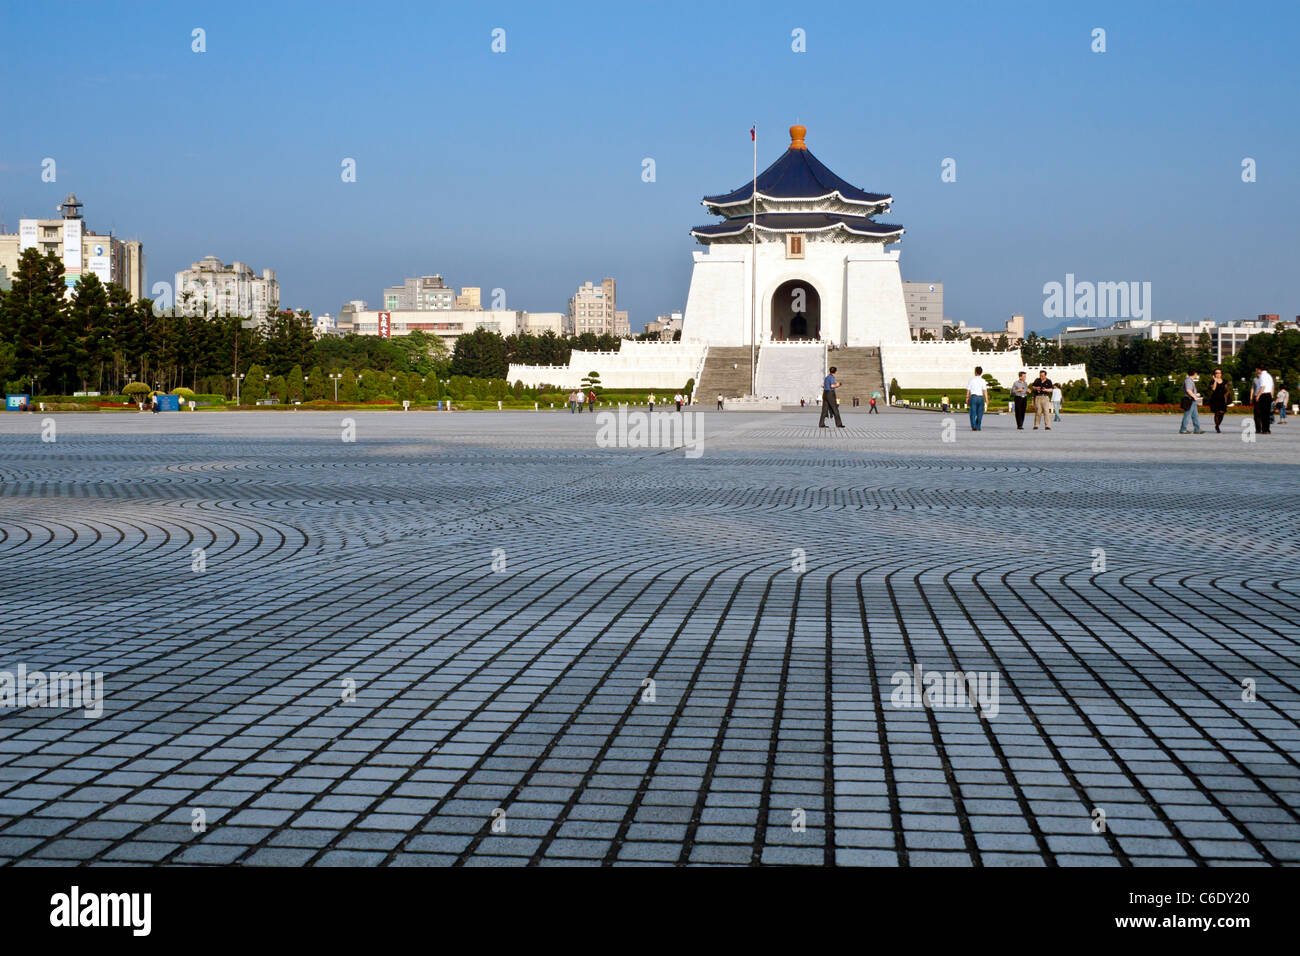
[0,409,1296,866]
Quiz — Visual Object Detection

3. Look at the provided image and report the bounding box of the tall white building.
[569,278,630,336]
[903,282,944,339]
[0,193,146,300]
[175,256,279,320]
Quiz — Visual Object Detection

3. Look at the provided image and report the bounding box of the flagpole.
[750,122,757,397]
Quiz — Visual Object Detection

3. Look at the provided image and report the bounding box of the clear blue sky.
[2,0,1296,332]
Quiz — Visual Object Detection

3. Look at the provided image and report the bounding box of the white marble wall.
[507,342,707,390]
[880,341,1088,390]
[508,341,1086,395]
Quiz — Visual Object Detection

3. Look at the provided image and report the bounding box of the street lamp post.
[231,372,245,405]
[330,373,341,402]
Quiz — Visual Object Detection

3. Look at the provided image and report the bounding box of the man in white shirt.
[1250,365,1275,435]
[965,366,988,431]
[1050,384,1062,422]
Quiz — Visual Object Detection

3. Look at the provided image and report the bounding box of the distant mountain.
[1026,319,1087,339]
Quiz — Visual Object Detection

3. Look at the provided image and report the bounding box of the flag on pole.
[750,125,755,141]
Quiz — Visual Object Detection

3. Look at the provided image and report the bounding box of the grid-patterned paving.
[0,409,1297,866]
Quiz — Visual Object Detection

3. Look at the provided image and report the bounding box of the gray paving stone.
[0,412,1296,868]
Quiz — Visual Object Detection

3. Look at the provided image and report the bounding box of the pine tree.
[0,250,67,394]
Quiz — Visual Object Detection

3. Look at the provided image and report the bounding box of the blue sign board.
[5,394,31,411]
[154,394,180,411]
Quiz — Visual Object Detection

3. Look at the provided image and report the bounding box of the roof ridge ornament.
[789,124,807,150]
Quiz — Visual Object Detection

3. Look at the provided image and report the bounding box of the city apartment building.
[175,255,279,319]
[952,314,1025,344]
[645,311,683,340]
[902,281,944,340]
[455,287,481,310]
[568,278,630,336]
[383,274,455,311]
[0,193,146,300]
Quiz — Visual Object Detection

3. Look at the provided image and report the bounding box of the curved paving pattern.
[0,409,1297,867]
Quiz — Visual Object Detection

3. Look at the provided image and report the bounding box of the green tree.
[0,249,68,394]
[287,364,305,402]
[243,364,268,403]
[306,365,326,400]
[338,368,359,402]
[450,328,509,379]
[67,273,111,392]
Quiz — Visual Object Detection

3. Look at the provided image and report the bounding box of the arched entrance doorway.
[771,279,820,341]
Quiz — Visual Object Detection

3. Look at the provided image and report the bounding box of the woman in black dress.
[1209,368,1230,433]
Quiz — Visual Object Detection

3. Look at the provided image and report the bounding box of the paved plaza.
[0,408,1297,867]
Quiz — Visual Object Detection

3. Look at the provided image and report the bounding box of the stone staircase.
[695,347,755,400]
[830,347,886,406]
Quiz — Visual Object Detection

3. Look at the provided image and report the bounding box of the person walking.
[587,390,597,412]
[1051,383,1062,422]
[965,366,987,431]
[1179,368,1205,434]
[716,394,724,411]
[674,392,683,411]
[648,392,656,411]
[1031,370,1053,430]
[1009,371,1029,430]
[1250,365,1274,435]
[819,365,845,428]
[868,394,879,414]
[1208,368,1230,433]
[1274,384,1289,423]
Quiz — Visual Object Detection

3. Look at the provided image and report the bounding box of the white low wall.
[881,341,1087,390]
[510,339,1086,395]
[508,341,708,390]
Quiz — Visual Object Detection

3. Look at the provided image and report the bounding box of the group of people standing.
[568,390,596,413]
[965,367,1061,432]
[1006,370,1062,430]
[1183,365,1287,435]
[646,392,687,411]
